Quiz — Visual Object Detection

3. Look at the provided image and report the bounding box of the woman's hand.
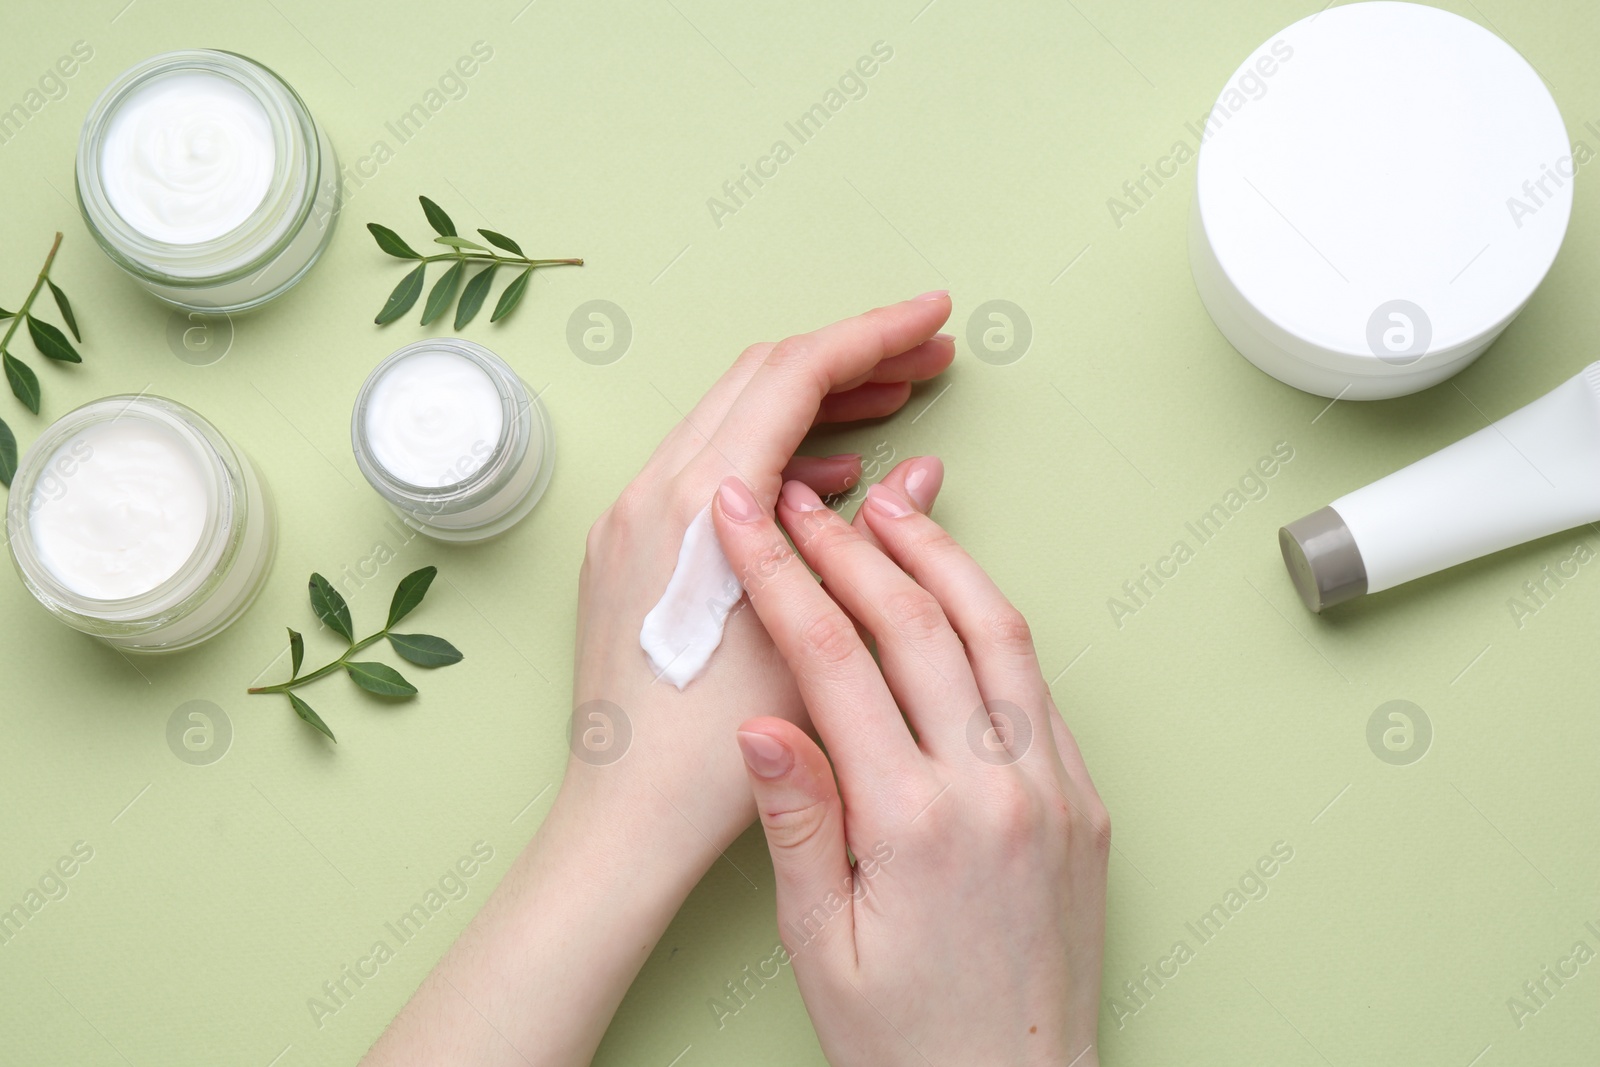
[363,295,955,1067]
[713,474,1109,1067]
[565,292,954,854]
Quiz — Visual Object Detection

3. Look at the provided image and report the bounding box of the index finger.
[711,476,929,803]
[684,292,952,491]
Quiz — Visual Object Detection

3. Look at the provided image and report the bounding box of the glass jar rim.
[351,338,531,505]
[5,394,237,620]
[76,49,320,287]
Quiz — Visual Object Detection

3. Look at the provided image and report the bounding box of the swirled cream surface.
[29,419,210,600]
[100,71,274,243]
[363,350,506,487]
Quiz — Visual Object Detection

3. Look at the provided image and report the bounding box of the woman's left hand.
[566,292,955,854]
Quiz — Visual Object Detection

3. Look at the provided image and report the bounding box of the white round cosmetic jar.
[6,395,276,652]
[76,50,338,312]
[1190,2,1572,400]
[351,339,554,543]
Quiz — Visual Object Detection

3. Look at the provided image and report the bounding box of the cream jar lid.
[1190,1,1572,400]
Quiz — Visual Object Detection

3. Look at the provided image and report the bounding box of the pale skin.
[362,294,1109,1066]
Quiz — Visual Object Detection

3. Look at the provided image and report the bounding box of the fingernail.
[825,452,861,462]
[902,456,944,512]
[780,479,827,513]
[737,731,793,779]
[915,289,949,302]
[718,477,761,524]
[865,483,913,518]
[933,331,955,342]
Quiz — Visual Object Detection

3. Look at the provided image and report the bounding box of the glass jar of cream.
[6,395,276,652]
[76,50,339,312]
[352,339,554,542]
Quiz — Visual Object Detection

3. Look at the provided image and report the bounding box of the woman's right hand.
[712,471,1109,1067]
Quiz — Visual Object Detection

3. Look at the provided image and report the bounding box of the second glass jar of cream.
[352,339,554,542]
[76,49,338,312]
[5,396,276,652]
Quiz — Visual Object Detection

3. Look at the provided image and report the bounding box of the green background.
[2,0,1598,1063]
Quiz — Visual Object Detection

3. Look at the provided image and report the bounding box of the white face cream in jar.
[76,50,338,312]
[352,339,554,542]
[6,396,276,651]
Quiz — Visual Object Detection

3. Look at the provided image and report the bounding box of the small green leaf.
[345,661,417,697]
[0,416,15,487]
[491,267,533,323]
[367,222,423,259]
[387,566,438,628]
[48,281,80,342]
[421,260,465,326]
[420,196,456,237]
[0,306,15,321]
[288,693,336,742]
[455,265,498,329]
[477,229,523,256]
[308,573,354,643]
[4,353,39,414]
[388,633,463,667]
[434,235,490,252]
[288,628,304,678]
[375,264,426,325]
[27,317,80,363]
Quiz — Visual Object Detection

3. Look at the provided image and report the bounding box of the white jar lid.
[1191,1,1572,399]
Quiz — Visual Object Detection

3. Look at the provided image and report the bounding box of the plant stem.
[417,252,584,268]
[0,231,63,355]
[248,630,387,694]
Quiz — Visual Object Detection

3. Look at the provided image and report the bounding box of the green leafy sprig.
[0,231,84,486]
[247,566,463,742]
[368,196,582,328]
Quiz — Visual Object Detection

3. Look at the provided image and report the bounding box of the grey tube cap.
[1279,506,1368,613]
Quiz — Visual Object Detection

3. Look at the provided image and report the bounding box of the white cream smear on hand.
[364,351,505,487]
[640,504,743,689]
[29,419,210,600]
[100,71,274,243]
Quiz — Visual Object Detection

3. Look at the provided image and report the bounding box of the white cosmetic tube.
[1280,362,1600,611]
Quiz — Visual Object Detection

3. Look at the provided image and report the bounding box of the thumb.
[736,717,855,966]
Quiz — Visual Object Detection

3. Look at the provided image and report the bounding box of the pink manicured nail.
[902,456,944,512]
[737,731,793,779]
[718,477,761,524]
[933,332,955,342]
[780,480,827,512]
[915,289,949,302]
[865,483,914,518]
[825,452,861,462]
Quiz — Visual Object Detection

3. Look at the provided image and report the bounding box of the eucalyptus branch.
[0,231,85,486]
[247,566,464,743]
[367,196,583,328]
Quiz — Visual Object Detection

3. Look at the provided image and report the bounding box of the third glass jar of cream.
[5,395,276,652]
[76,49,338,312]
[352,339,554,542]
